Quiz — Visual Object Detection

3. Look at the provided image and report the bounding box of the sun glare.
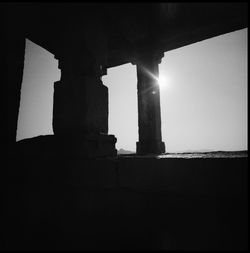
[158,75,169,88]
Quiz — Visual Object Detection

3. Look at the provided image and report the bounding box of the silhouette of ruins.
[5,3,248,251]
[6,3,247,156]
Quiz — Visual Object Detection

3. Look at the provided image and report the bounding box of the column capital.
[131,50,164,66]
[100,65,107,77]
[55,52,104,81]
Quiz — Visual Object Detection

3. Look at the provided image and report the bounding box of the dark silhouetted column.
[136,53,165,155]
[53,57,108,135]
[52,48,116,157]
[7,36,26,153]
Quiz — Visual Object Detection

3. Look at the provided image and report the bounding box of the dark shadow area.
[5,3,248,251]
[5,136,248,250]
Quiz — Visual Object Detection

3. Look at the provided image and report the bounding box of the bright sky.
[17,28,247,152]
[16,39,60,141]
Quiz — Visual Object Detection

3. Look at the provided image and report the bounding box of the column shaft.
[136,55,165,154]
[52,49,117,157]
[53,52,108,136]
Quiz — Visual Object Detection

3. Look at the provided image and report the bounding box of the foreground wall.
[6,154,247,250]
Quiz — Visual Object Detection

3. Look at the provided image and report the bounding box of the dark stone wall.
[6,37,25,150]
[5,154,248,250]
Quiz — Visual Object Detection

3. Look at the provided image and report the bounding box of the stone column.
[7,36,26,153]
[53,57,108,135]
[52,49,117,157]
[135,53,165,155]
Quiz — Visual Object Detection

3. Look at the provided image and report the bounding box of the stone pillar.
[53,60,108,135]
[135,53,165,155]
[7,36,26,153]
[52,49,117,157]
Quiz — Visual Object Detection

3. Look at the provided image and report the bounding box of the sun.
[157,75,169,88]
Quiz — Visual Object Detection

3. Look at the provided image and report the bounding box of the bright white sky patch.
[16,39,60,141]
[158,74,170,89]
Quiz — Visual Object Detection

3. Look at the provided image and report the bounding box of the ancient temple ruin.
[5,3,248,251]
[6,3,247,156]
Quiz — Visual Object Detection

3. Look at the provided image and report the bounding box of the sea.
[119,151,248,159]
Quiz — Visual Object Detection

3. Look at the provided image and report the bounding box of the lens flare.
[141,66,169,88]
[158,75,167,87]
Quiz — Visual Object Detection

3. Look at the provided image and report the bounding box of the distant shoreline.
[118,150,248,158]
